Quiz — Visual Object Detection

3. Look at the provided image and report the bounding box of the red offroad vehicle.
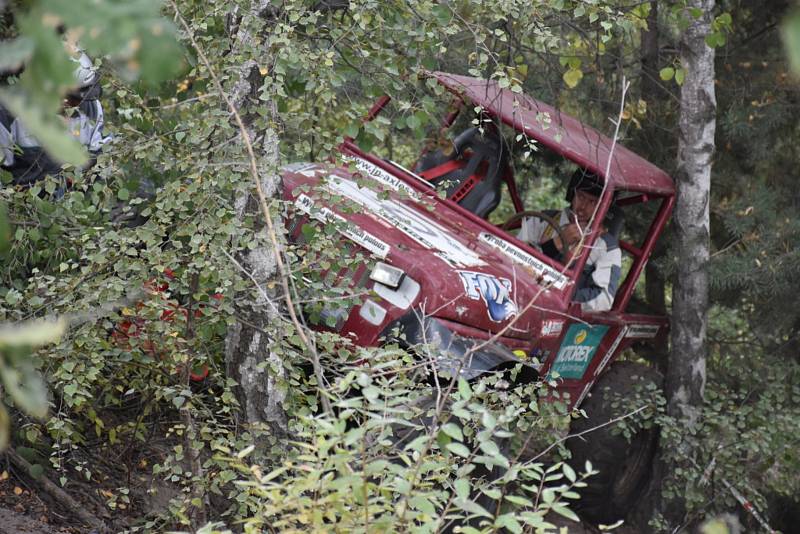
[282,72,673,523]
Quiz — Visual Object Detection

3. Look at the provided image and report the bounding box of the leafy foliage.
[1,0,798,532]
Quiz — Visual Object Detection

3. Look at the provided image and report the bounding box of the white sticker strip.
[479,232,569,290]
[343,155,421,200]
[593,326,627,377]
[625,324,660,339]
[575,380,595,408]
[541,319,564,338]
[327,176,486,268]
[295,194,390,259]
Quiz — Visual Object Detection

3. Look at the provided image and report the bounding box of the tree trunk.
[641,0,669,329]
[639,2,671,374]
[663,0,716,525]
[223,1,288,435]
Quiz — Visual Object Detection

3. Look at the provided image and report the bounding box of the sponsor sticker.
[541,319,564,338]
[549,324,609,380]
[625,323,660,339]
[458,271,518,323]
[478,232,569,290]
[343,155,420,200]
[327,176,486,267]
[282,162,318,174]
[295,194,390,259]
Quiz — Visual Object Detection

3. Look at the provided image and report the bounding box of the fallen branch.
[5,446,107,532]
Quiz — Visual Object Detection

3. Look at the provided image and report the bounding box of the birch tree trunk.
[223,1,288,434]
[663,0,716,524]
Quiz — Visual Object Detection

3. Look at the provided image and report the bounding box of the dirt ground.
[0,472,77,533]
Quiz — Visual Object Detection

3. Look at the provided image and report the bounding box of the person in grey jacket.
[518,168,622,312]
[0,52,111,190]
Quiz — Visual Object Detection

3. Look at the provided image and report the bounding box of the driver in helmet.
[0,51,111,191]
[518,168,622,312]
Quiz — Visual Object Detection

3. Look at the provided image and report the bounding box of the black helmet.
[566,168,605,201]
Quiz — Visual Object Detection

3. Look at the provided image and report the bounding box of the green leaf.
[563,68,583,89]
[0,203,10,257]
[504,494,533,506]
[442,422,463,441]
[701,518,733,534]
[705,32,726,48]
[781,11,800,74]
[675,68,686,85]
[42,0,182,84]
[410,495,435,515]
[454,478,469,500]
[551,503,579,522]
[0,319,66,348]
[478,439,500,457]
[0,38,34,72]
[495,514,523,533]
[455,498,492,518]
[344,121,360,138]
[0,90,87,166]
[0,359,49,419]
[659,67,675,81]
[446,442,471,458]
[28,463,44,479]
[0,405,9,451]
[562,462,576,483]
[458,378,472,401]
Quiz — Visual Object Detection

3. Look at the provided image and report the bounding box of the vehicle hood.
[282,159,571,339]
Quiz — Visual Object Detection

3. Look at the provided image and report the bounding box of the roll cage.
[340,74,675,313]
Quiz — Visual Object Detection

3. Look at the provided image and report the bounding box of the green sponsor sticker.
[549,324,609,380]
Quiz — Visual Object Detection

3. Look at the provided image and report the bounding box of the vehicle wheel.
[567,361,662,525]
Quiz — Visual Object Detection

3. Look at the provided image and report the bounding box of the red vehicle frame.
[282,72,674,409]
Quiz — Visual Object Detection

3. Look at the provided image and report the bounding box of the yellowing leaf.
[563,68,583,88]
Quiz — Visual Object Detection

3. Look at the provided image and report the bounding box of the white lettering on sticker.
[478,232,569,290]
[625,324,660,339]
[282,162,318,174]
[343,156,420,199]
[557,345,594,363]
[326,176,486,268]
[295,194,390,259]
[541,319,564,338]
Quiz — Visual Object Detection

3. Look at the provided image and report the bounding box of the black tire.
[567,361,662,525]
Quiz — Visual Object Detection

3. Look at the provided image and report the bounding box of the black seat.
[415,127,509,219]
